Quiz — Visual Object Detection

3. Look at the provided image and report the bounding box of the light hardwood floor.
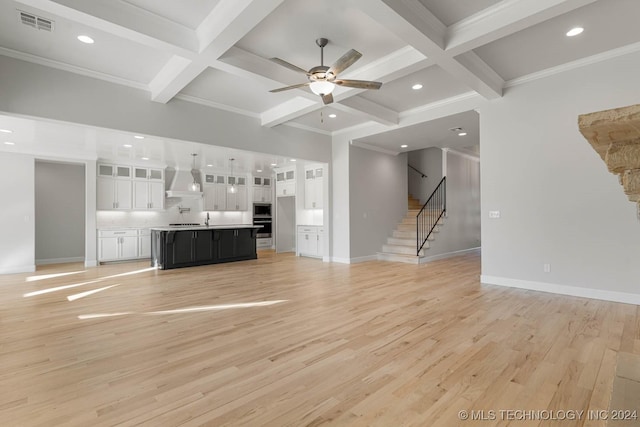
[0,251,638,426]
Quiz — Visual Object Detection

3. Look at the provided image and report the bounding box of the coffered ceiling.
[0,0,639,160]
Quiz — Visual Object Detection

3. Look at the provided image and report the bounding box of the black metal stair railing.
[416,177,446,256]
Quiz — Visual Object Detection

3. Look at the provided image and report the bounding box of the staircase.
[377,195,444,264]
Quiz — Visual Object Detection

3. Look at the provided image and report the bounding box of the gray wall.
[408,147,443,204]
[349,146,407,260]
[480,50,640,302]
[35,161,85,264]
[425,151,481,258]
[0,153,35,273]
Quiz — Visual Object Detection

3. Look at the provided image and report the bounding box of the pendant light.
[190,153,200,192]
[228,158,237,194]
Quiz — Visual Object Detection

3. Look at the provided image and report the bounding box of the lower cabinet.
[151,227,258,270]
[215,228,256,261]
[169,229,214,267]
[98,229,138,262]
[297,225,324,258]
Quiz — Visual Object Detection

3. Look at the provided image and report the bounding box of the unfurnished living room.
[0,0,639,426]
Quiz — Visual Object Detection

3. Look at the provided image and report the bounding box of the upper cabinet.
[276,167,296,197]
[202,173,248,211]
[304,165,324,209]
[97,163,164,211]
[253,176,273,203]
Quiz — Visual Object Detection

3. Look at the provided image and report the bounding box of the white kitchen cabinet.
[276,168,296,197]
[203,174,226,211]
[297,225,323,258]
[253,177,273,203]
[98,164,131,179]
[226,175,248,211]
[98,230,139,262]
[304,166,324,209]
[133,180,164,210]
[138,229,151,258]
[97,177,132,210]
[134,167,163,181]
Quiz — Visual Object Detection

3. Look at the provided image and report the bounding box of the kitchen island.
[150,225,260,270]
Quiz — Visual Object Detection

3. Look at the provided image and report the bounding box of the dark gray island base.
[150,225,260,270]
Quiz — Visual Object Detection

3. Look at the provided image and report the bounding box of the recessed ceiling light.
[4,141,15,145]
[458,132,467,136]
[134,135,144,139]
[400,144,408,148]
[270,163,277,167]
[257,169,263,173]
[207,164,213,167]
[0,129,12,134]
[566,27,584,37]
[141,157,149,160]
[123,144,132,148]
[328,114,337,118]
[77,35,94,44]
[412,84,423,90]
[290,159,296,162]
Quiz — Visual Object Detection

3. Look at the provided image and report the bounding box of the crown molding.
[174,93,260,118]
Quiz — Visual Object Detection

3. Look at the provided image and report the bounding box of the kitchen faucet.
[205,212,210,227]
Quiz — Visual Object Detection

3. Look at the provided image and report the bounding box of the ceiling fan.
[269,38,382,105]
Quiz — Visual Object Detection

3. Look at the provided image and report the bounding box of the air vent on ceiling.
[18,10,54,32]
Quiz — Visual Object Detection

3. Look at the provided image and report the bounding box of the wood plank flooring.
[0,251,638,426]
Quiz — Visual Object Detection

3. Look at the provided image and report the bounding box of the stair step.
[382,244,426,256]
[386,237,429,249]
[401,217,445,225]
[392,230,436,240]
[377,252,422,264]
[397,223,441,232]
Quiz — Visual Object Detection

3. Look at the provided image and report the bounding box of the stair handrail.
[408,164,427,178]
[416,176,446,256]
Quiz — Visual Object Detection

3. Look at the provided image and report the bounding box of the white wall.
[35,161,85,264]
[408,147,443,204]
[480,50,640,304]
[331,139,350,262]
[349,146,407,261]
[424,150,481,259]
[0,153,35,273]
[0,55,331,164]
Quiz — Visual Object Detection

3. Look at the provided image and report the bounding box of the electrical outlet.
[543,263,551,273]
[489,210,501,219]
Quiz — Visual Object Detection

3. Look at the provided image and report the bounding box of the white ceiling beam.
[355,0,503,100]
[261,97,319,127]
[257,47,430,127]
[333,97,399,126]
[446,0,599,56]
[15,0,197,55]
[149,57,206,103]
[149,0,286,104]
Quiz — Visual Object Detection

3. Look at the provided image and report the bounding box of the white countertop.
[150,224,261,231]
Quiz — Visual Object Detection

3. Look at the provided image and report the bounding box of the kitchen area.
[94,149,328,268]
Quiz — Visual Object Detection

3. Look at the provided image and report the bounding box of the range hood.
[165,167,203,198]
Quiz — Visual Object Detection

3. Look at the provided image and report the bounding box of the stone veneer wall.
[578,104,640,217]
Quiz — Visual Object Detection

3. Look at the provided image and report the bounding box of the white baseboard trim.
[331,257,351,264]
[0,264,36,275]
[481,275,640,306]
[36,257,85,266]
[85,260,98,267]
[420,247,480,263]
[350,255,378,264]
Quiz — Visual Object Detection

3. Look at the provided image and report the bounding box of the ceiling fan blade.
[321,93,334,105]
[269,82,310,93]
[270,57,309,75]
[334,79,382,90]
[328,49,362,76]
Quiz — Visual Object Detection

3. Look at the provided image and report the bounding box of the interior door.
[276,197,295,253]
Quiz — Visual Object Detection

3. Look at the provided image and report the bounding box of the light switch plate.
[489,210,501,219]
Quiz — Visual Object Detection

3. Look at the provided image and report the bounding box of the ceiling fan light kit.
[269,37,382,105]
